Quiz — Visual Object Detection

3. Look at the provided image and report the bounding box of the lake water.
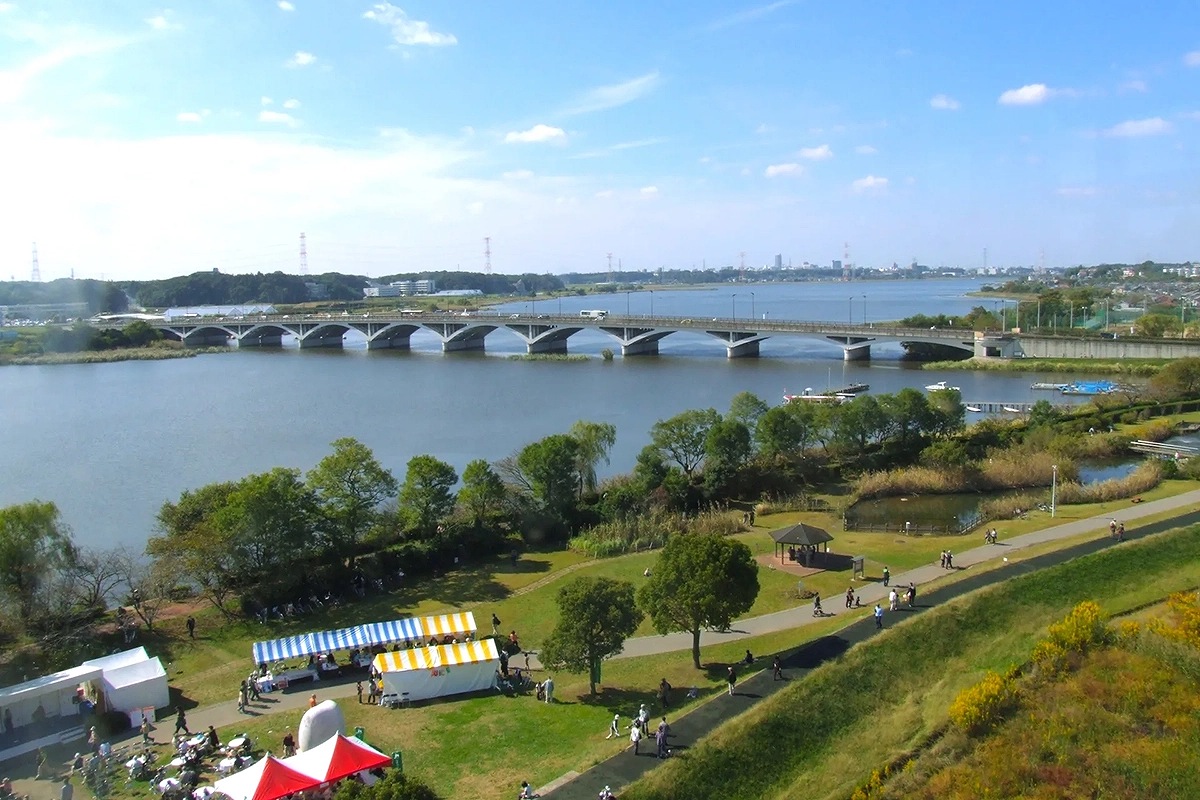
[0,278,1115,552]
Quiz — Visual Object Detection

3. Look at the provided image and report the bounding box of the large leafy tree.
[755,401,819,457]
[637,533,759,669]
[728,391,770,431]
[0,501,77,621]
[456,459,508,526]
[307,437,399,552]
[1150,357,1200,399]
[514,434,580,518]
[150,481,242,616]
[217,468,319,576]
[830,394,887,452]
[880,388,935,448]
[650,408,722,476]
[539,577,644,694]
[397,455,458,539]
[569,420,617,498]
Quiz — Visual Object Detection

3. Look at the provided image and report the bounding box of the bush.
[948,671,1021,736]
[568,508,744,558]
[977,491,1048,521]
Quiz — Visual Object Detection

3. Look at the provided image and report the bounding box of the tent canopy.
[419,612,476,640]
[0,665,101,705]
[102,658,166,691]
[82,647,150,672]
[253,618,423,664]
[373,638,499,674]
[286,735,390,783]
[213,755,318,800]
[770,523,834,547]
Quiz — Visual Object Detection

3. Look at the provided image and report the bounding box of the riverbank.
[923,356,1167,376]
[0,346,230,366]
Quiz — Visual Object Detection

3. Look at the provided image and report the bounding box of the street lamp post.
[625,291,630,316]
[847,296,852,325]
[1051,464,1058,518]
[649,290,654,318]
[861,294,867,325]
[732,293,737,320]
[750,292,755,321]
[1182,297,1187,327]
[1037,298,1041,330]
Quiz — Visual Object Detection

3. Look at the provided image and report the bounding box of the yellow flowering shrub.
[948,671,1021,736]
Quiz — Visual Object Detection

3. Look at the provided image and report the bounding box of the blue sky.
[1,0,1198,281]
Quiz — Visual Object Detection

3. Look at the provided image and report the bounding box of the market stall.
[212,755,318,800]
[373,638,499,704]
[252,618,424,666]
[82,648,169,723]
[285,734,390,782]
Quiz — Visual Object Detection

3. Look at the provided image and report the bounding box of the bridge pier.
[184,333,231,347]
[366,337,411,350]
[726,339,761,358]
[443,338,485,353]
[843,345,871,361]
[621,340,659,357]
[298,334,345,349]
[528,339,568,354]
[237,334,282,348]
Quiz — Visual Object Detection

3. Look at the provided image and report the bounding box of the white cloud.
[851,175,888,192]
[929,93,960,110]
[502,169,533,180]
[0,3,15,12]
[1117,79,1147,93]
[282,98,301,109]
[798,144,833,160]
[708,0,796,31]
[855,144,878,155]
[260,96,273,106]
[176,111,207,123]
[755,123,773,134]
[144,12,179,31]
[1184,51,1200,67]
[639,186,658,196]
[1056,186,1099,198]
[1103,117,1173,138]
[258,110,298,127]
[594,189,614,199]
[0,35,137,105]
[764,162,802,177]
[286,51,316,68]
[362,3,456,46]
[277,1,295,10]
[504,124,566,144]
[998,83,1056,106]
[562,71,660,115]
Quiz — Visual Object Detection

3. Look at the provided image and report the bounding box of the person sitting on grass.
[517,780,536,798]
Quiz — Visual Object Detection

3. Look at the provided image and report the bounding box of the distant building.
[774,254,783,270]
[832,259,842,272]
[363,279,437,298]
[304,281,329,300]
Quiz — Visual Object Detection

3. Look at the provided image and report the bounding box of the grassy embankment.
[922,356,1169,376]
[624,520,1200,800]
[0,345,230,366]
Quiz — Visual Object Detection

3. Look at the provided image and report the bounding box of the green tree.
[397,455,458,539]
[217,468,319,576]
[514,434,580,519]
[650,408,721,476]
[539,577,644,694]
[830,394,887,452]
[879,388,935,448]
[755,401,818,457]
[332,769,441,800]
[637,533,759,669]
[925,387,966,437]
[307,437,399,552]
[728,391,770,431]
[704,418,752,469]
[149,481,243,616]
[456,459,507,525]
[0,501,76,621]
[1149,357,1200,400]
[1027,399,1061,427]
[122,320,160,347]
[1134,313,1182,339]
[569,420,617,498]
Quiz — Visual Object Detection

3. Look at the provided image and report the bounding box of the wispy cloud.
[798,144,833,160]
[362,3,456,46]
[0,35,137,104]
[571,137,668,159]
[997,83,1074,106]
[504,124,566,144]
[259,109,299,127]
[562,71,660,116]
[764,162,802,177]
[1184,51,1200,67]
[640,186,658,196]
[282,98,301,109]
[277,1,295,10]
[286,50,316,67]
[144,12,180,31]
[1117,79,1147,94]
[851,175,888,192]
[708,0,797,31]
[0,3,15,12]
[1103,117,1173,138]
[855,144,877,155]
[176,110,206,123]
[502,169,533,180]
[929,93,960,110]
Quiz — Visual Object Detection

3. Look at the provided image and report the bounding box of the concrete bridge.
[119,311,986,360]
[107,311,1200,361]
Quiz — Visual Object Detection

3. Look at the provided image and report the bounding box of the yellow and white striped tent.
[418,612,477,640]
[372,638,500,703]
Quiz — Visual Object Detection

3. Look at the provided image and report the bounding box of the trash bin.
[391,751,403,772]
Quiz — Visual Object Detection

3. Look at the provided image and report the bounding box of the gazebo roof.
[770,522,834,547]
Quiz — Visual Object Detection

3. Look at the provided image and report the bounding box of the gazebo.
[770,522,834,567]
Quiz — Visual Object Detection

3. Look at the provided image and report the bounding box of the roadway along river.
[0,278,1108,551]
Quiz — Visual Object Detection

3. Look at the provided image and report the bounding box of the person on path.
[59,777,72,800]
[812,593,822,617]
[946,551,954,569]
[1117,522,1125,542]
[491,613,501,636]
[874,604,884,629]
[888,589,898,612]
[726,666,737,696]
[282,731,296,757]
[140,717,152,745]
[308,693,318,709]
[87,726,99,754]
[237,686,246,714]
[517,780,535,799]
[636,704,649,733]
[908,582,917,607]
[355,681,363,704]
[606,714,621,740]
[542,676,554,703]
[882,566,890,587]
[34,748,46,779]
[70,753,83,776]
[658,678,671,709]
[772,656,783,681]
[1110,518,1118,537]
[655,718,670,759]
[845,587,855,608]
[939,550,947,569]
[629,722,642,755]
[186,617,195,640]
[174,708,189,736]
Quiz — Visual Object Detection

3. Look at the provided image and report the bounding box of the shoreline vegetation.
[923,357,1168,376]
[0,345,230,366]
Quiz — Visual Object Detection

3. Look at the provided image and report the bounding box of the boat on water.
[1061,380,1120,396]
[833,383,870,395]
[924,381,961,392]
[1031,382,1069,391]
[783,388,847,405]
[966,405,983,413]
[1002,405,1024,413]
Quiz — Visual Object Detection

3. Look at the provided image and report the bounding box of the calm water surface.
[0,278,1116,551]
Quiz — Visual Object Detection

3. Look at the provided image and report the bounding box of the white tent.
[373,638,499,703]
[82,648,170,718]
[0,665,101,728]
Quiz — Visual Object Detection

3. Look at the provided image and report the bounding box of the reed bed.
[1055,460,1164,505]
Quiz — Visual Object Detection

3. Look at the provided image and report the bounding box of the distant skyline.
[1,1,1198,281]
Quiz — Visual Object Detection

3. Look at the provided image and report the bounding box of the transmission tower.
[606,252,613,283]
[299,232,308,276]
[739,251,746,282]
[31,243,40,282]
[483,236,492,274]
[842,242,851,282]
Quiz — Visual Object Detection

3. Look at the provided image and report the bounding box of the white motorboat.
[924,381,960,392]
[965,405,982,413]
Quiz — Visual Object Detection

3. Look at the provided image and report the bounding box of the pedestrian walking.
[542,675,554,703]
[888,589,898,612]
[237,686,247,714]
[658,677,671,709]
[1110,518,1118,537]
[655,718,670,759]
[636,704,649,733]
[491,613,501,636]
[356,681,363,704]
[946,551,953,569]
[59,776,72,800]
[939,550,947,568]
[282,731,296,758]
[174,708,189,735]
[812,593,822,617]
[874,604,884,629]
[882,566,890,587]
[772,656,783,681]
[629,722,642,755]
[308,693,317,709]
[140,717,152,745]
[845,587,854,608]
[606,714,620,739]
[186,617,195,639]
[726,666,737,696]
[1117,523,1125,542]
[34,747,46,779]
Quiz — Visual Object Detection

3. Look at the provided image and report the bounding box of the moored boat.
[925,380,960,392]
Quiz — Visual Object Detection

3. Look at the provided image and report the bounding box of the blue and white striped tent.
[253,618,423,665]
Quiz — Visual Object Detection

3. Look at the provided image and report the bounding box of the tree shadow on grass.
[575,687,655,714]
